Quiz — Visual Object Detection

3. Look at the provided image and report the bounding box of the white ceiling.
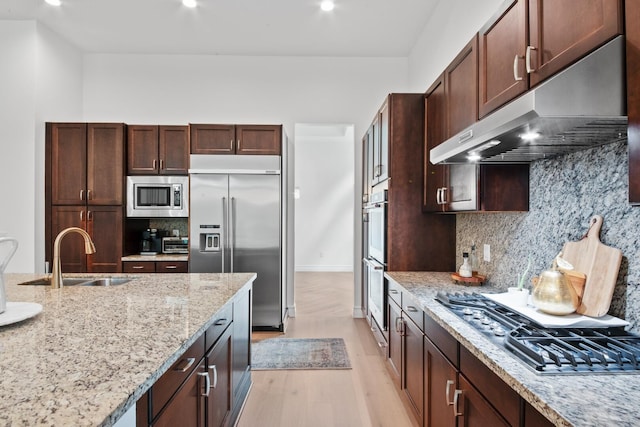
[0,0,440,56]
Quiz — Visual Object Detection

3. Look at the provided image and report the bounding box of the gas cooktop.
[436,292,640,375]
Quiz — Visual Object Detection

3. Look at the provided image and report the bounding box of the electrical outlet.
[483,244,491,262]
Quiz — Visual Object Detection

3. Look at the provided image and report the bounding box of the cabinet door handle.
[236,139,241,152]
[446,379,455,405]
[87,190,92,201]
[436,188,442,205]
[198,372,210,397]
[208,364,218,389]
[159,159,164,170]
[87,210,93,222]
[80,190,84,201]
[79,210,84,222]
[174,357,196,372]
[513,55,523,81]
[453,389,463,417]
[526,46,537,73]
[152,159,157,170]
[441,187,448,204]
[377,341,387,348]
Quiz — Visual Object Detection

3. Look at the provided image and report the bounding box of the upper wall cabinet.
[128,125,189,175]
[190,124,282,155]
[49,123,125,206]
[627,0,640,204]
[363,104,388,189]
[478,0,622,118]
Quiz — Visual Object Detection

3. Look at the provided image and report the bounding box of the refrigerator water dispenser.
[200,233,220,252]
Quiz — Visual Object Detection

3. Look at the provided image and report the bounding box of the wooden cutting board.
[561,215,622,317]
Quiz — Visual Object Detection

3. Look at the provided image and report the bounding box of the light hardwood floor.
[236,272,420,427]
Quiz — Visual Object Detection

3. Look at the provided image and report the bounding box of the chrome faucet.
[51,227,96,289]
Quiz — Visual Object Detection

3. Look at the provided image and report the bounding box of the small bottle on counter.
[470,242,479,274]
[459,252,473,278]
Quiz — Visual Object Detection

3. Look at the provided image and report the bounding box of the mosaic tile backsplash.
[455,140,640,332]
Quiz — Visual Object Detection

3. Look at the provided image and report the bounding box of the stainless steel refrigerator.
[189,155,285,330]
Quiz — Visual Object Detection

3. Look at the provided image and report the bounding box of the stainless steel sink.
[18,277,132,287]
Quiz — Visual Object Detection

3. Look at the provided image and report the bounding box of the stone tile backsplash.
[455,140,640,332]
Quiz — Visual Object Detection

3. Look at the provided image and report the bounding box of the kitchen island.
[387,271,640,427]
[0,272,255,426]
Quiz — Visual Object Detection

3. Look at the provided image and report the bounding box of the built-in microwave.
[126,176,189,217]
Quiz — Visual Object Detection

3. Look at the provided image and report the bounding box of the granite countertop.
[0,272,255,427]
[385,271,640,427]
[121,254,188,262]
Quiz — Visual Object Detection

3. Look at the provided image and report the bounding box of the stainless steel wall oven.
[363,189,387,330]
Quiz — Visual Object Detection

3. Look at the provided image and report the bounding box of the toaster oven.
[162,237,189,254]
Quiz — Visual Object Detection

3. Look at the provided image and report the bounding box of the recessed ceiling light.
[520,131,541,141]
[45,0,61,6]
[320,1,335,12]
[182,0,197,8]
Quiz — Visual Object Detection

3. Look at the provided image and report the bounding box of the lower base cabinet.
[384,278,555,427]
[137,286,251,427]
[123,261,188,273]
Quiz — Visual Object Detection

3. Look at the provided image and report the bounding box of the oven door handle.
[364,258,384,270]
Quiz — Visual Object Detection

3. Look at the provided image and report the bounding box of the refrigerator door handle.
[230,196,236,272]
[222,196,227,273]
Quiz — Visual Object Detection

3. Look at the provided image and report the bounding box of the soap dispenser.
[459,252,472,278]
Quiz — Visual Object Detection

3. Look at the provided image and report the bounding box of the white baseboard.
[295,265,353,272]
[352,307,365,318]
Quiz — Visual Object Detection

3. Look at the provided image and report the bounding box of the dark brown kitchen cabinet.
[456,374,510,427]
[423,76,447,213]
[527,0,623,87]
[424,336,457,427]
[403,311,424,421]
[424,37,518,214]
[376,100,390,183]
[47,123,125,273]
[123,260,188,273]
[49,123,125,206]
[137,285,251,427]
[627,0,640,204]
[230,286,252,422]
[478,0,622,118]
[386,288,424,423]
[387,299,402,387]
[151,359,206,427]
[205,326,233,427]
[128,125,189,175]
[374,94,455,272]
[51,206,123,273]
[190,124,281,155]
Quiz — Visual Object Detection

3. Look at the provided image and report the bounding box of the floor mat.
[251,337,352,370]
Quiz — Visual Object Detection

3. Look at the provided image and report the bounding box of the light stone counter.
[0,272,255,426]
[386,271,640,427]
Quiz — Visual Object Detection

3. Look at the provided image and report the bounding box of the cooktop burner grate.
[436,292,640,374]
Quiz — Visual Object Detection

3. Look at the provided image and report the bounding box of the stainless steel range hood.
[430,35,627,164]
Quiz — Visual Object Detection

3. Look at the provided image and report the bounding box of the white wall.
[0,21,83,273]
[294,124,354,271]
[408,0,504,92]
[0,21,36,272]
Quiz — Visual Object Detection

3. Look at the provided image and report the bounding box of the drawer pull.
[377,341,387,348]
[389,289,399,294]
[214,318,228,326]
[174,357,196,372]
[164,265,178,269]
[132,266,145,270]
[406,306,418,313]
